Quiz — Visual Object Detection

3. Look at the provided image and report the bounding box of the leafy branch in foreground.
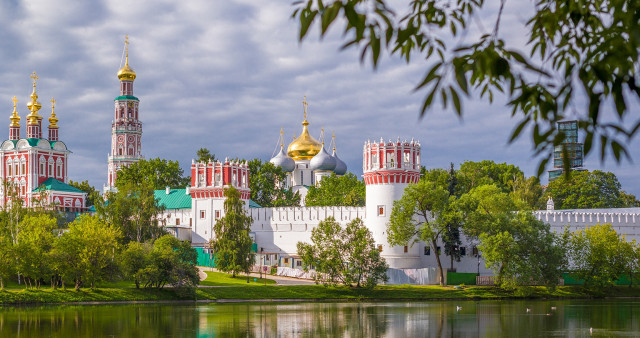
[293,0,640,173]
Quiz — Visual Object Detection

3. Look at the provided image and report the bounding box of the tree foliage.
[305,173,365,207]
[15,214,57,289]
[545,170,637,209]
[456,160,523,195]
[68,180,100,208]
[568,223,631,288]
[116,158,190,190]
[247,159,300,207]
[292,0,640,172]
[297,217,388,288]
[133,235,200,289]
[196,147,217,163]
[52,215,121,290]
[210,187,255,278]
[387,176,454,286]
[98,180,165,244]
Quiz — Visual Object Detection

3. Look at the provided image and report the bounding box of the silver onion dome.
[310,144,337,171]
[332,149,347,175]
[270,147,295,172]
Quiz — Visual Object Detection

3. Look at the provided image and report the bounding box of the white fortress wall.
[249,206,366,255]
[534,208,640,242]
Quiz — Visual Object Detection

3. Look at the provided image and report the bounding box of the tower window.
[377,205,385,216]
[200,210,206,219]
[377,245,383,252]
[404,246,408,253]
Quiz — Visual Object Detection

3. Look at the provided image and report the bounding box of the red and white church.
[0,72,86,211]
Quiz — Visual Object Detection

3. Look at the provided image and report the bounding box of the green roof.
[154,189,192,210]
[27,138,40,147]
[114,95,139,101]
[33,178,85,194]
[249,200,261,208]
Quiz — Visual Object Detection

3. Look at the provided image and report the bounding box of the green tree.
[460,185,566,287]
[15,214,57,288]
[116,158,190,190]
[478,212,566,288]
[387,176,453,286]
[305,173,365,207]
[511,176,544,210]
[293,0,640,170]
[247,159,300,207]
[210,187,255,278]
[53,215,121,289]
[68,180,100,207]
[196,147,217,163]
[568,223,628,288]
[443,164,462,269]
[297,217,388,288]
[120,241,152,288]
[97,180,165,243]
[544,170,633,209]
[0,213,14,290]
[137,235,199,289]
[456,160,524,195]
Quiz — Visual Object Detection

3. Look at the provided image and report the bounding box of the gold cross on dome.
[302,95,308,120]
[50,97,56,109]
[11,96,18,107]
[30,71,39,86]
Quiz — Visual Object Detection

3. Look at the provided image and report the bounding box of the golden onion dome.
[9,96,20,127]
[49,97,58,128]
[287,119,322,160]
[117,61,136,81]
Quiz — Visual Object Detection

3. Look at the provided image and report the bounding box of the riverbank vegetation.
[1,284,640,305]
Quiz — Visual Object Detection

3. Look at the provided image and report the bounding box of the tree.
[456,160,524,195]
[305,173,365,207]
[387,176,453,286]
[568,223,628,288]
[68,180,100,207]
[97,180,165,243]
[459,185,566,287]
[137,235,199,289]
[297,217,388,288]
[210,187,255,278]
[511,175,544,210]
[120,241,152,288]
[53,215,121,289]
[478,212,566,288]
[196,147,217,163]
[15,214,57,288]
[544,170,634,209]
[442,164,462,270]
[247,159,300,207]
[293,0,640,171]
[116,158,190,190]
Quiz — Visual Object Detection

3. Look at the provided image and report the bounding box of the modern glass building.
[548,120,585,181]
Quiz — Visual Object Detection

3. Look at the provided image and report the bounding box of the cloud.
[0,0,637,198]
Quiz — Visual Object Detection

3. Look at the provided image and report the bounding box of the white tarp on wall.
[385,268,440,285]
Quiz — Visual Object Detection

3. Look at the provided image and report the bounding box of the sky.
[0,0,638,196]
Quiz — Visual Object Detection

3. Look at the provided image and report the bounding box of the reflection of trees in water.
[0,304,200,337]
[3,300,640,336]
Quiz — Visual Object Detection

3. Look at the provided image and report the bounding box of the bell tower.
[106,35,143,192]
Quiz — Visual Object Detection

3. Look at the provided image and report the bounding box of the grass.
[1,273,640,305]
[200,271,277,286]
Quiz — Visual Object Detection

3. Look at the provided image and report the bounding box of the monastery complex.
[4,40,640,284]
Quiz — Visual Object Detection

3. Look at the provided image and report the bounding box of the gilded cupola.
[49,97,58,128]
[117,35,136,81]
[9,96,20,127]
[26,71,42,125]
[287,96,322,161]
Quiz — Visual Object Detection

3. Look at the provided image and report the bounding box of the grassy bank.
[1,284,640,305]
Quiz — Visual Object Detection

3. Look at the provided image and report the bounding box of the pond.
[1,299,639,337]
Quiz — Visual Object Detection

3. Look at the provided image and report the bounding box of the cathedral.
[0,72,86,212]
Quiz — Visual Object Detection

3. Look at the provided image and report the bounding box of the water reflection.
[0,299,639,337]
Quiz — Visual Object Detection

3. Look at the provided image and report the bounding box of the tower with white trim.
[106,35,142,192]
[363,137,421,268]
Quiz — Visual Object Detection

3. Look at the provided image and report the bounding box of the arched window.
[39,156,46,176]
[118,146,124,156]
[48,158,54,177]
[56,159,63,178]
[6,159,11,176]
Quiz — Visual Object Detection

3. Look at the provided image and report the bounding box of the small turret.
[9,96,20,140]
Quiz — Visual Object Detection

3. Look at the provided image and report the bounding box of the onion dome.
[48,97,58,127]
[331,132,347,175]
[332,148,347,175]
[310,144,336,171]
[26,72,42,125]
[9,96,20,127]
[270,128,295,172]
[117,35,136,81]
[287,96,322,160]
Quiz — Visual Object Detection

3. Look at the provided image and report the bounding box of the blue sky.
[0,0,638,196]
